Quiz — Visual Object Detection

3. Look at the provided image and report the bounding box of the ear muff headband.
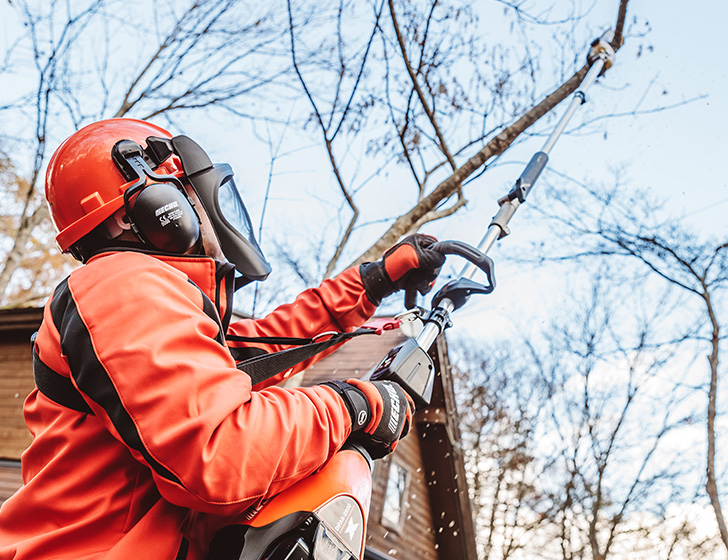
[112,140,201,253]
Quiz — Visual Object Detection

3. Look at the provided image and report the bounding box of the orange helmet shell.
[46,118,184,251]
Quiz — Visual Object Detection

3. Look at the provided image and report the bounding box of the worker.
[0,119,445,559]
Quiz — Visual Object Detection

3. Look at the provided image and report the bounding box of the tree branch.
[388,0,457,172]
[352,59,592,265]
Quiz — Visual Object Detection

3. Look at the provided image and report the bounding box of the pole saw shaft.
[365,31,616,410]
[416,30,616,350]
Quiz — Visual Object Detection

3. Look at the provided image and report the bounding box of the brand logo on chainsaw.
[334,501,353,533]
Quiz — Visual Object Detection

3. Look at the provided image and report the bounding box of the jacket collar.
[88,249,237,332]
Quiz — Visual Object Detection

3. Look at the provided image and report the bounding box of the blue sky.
[1,0,725,316]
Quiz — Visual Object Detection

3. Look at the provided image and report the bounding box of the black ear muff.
[128,182,200,253]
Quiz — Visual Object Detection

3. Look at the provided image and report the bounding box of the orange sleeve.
[227,266,378,388]
[65,253,353,515]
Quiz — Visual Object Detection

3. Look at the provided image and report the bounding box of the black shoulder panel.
[187,279,226,347]
[54,282,184,486]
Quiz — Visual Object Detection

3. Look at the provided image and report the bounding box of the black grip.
[430,240,482,263]
[404,288,418,310]
[429,240,496,290]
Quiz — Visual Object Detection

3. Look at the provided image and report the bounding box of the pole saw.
[207,30,616,560]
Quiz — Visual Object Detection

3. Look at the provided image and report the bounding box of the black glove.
[360,234,446,308]
[324,379,415,460]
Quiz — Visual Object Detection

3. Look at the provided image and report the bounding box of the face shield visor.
[118,134,270,287]
[168,135,271,287]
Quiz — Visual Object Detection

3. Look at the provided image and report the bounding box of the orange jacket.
[0,250,377,560]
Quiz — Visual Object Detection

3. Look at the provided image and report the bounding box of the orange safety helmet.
[46,118,271,286]
[46,118,184,252]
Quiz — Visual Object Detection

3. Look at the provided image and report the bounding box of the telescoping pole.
[415,30,616,350]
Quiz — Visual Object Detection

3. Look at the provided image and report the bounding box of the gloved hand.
[360,234,446,308]
[324,378,415,459]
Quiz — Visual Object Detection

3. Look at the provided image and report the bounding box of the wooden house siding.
[366,429,439,560]
[418,336,476,557]
[0,461,22,504]
[0,309,41,460]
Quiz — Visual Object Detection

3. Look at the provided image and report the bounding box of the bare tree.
[281,0,631,279]
[1,0,639,306]
[0,0,291,305]
[0,147,67,306]
[452,338,556,559]
[285,0,387,277]
[542,271,695,560]
[540,178,728,553]
[347,0,630,264]
[0,0,107,305]
[452,263,718,559]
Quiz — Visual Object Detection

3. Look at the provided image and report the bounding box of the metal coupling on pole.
[587,29,616,72]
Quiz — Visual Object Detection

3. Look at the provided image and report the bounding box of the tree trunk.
[350,62,590,265]
[703,290,728,550]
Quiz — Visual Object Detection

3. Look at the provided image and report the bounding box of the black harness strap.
[32,329,384,414]
[33,349,92,415]
[232,329,379,386]
[226,334,315,345]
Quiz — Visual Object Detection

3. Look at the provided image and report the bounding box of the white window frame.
[380,459,410,532]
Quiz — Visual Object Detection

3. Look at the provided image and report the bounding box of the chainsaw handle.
[430,239,485,267]
[429,240,496,288]
[403,240,494,309]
